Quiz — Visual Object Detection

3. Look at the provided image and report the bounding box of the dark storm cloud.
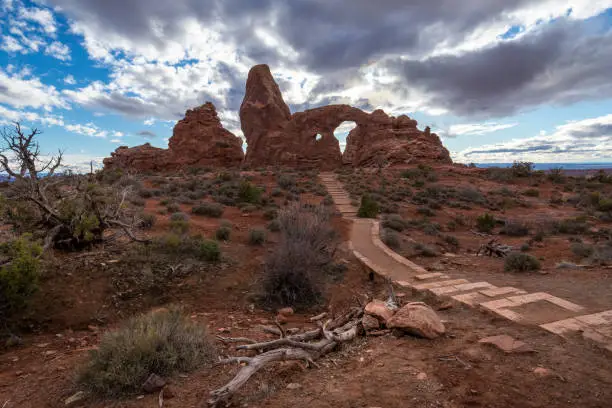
[136,130,156,139]
[49,0,612,119]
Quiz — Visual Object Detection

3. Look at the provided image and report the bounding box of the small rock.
[416,372,428,380]
[136,395,145,400]
[277,307,294,316]
[533,367,552,377]
[142,373,166,394]
[436,301,454,311]
[286,383,302,390]
[386,302,445,339]
[217,327,230,333]
[65,391,86,406]
[5,334,22,347]
[35,343,50,348]
[479,335,534,354]
[361,314,380,331]
[365,299,395,323]
[275,314,288,324]
[87,325,99,333]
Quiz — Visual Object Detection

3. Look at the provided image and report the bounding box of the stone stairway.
[319,172,358,217]
[319,171,612,353]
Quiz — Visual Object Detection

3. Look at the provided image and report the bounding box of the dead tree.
[477,239,512,257]
[0,122,147,250]
[208,307,364,407]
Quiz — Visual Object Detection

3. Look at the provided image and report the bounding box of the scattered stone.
[362,314,381,331]
[479,335,534,354]
[142,373,166,394]
[277,307,294,316]
[275,314,289,324]
[533,367,552,377]
[162,386,175,399]
[386,302,445,339]
[416,372,428,380]
[43,350,57,356]
[286,383,302,390]
[64,391,86,406]
[365,299,395,323]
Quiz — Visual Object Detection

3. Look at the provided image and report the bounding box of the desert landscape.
[1,63,612,408]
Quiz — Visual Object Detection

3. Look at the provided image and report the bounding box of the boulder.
[386,302,445,339]
[362,314,381,331]
[364,299,395,323]
[478,334,534,354]
[103,102,243,172]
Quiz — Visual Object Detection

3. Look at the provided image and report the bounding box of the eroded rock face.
[103,102,243,172]
[240,64,451,168]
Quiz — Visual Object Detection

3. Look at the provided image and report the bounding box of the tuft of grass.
[215,220,232,241]
[382,229,400,249]
[357,194,379,218]
[504,252,541,272]
[382,214,408,232]
[500,220,530,237]
[476,213,496,233]
[77,307,216,397]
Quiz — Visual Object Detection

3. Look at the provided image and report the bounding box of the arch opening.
[333,121,358,153]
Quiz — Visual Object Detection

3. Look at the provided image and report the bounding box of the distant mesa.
[103,65,451,172]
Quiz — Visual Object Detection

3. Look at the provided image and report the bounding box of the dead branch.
[207,307,365,407]
[477,239,512,257]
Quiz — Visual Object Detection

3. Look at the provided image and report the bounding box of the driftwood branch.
[207,307,365,407]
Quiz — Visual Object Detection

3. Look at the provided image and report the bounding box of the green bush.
[414,242,437,257]
[504,252,541,272]
[357,194,379,218]
[382,229,400,249]
[267,219,281,232]
[523,188,540,197]
[553,217,589,234]
[0,235,42,317]
[476,213,496,233]
[215,220,232,241]
[511,161,534,177]
[77,307,216,396]
[238,180,262,204]
[170,212,188,222]
[249,228,266,245]
[382,214,407,232]
[166,203,180,213]
[263,207,278,220]
[169,219,190,235]
[500,220,529,237]
[443,234,459,248]
[323,195,334,206]
[277,174,297,190]
[192,202,224,218]
[571,242,595,259]
[197,239,221,262]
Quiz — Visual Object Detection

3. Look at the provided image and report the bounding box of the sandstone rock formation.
[104,102,243,172]
[240,64,452,169]
[386,302,445,339]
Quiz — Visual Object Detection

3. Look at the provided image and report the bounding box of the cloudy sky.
[1,0,612,170]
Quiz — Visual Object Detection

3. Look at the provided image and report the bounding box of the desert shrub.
[504,252,541,272]
[240,204,258,213]
[548,167,565,183]
[511,161,535,177]
[571,242,595,259]
[414,242,437,257]
[129,195,146,207]
[382,229,400,249]
[458,187,486,204]
[166,202,180,213]
[271,187,283,197]
[382,214,408,232]
[323,195,334,206]
[533,230,545,242]
[277,174,297,190]
[523,189,540,197]
[238,180,262,204]
[443,234,459,248]
[500,220,530,237]
[260,204,336,309]
[553,217,589,234]
[197,239,221,262]
[215,220,232,241]
[476,213,496,233]
[267,219,281,232]
[138,213,156,230]
[417,206,435,217]
[263,208,278,220]
[357,194,379,218]
[192,202,224,218]
[77,307,216,396]
[520,243,531,252]
[170,212,188,222]
[249,228,266,245]
[169,218,189,235]
[597,198,612,212]
[0,235,42,317]
[422,222,440,236]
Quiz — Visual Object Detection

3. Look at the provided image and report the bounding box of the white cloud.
[143,117,155,125]
[64,123,108,138]
[19,6,57,35]
[64,74,76,85]
[45,40,71,61]
[455,113,612,163]
[110,138,122,143]
[447,122,518,137]
[113,131,124,137]
[0,68,68,110]
[1,35,24,52]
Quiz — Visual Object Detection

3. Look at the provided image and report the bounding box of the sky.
[1,0,612,172]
